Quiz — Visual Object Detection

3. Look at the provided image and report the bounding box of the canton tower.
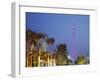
[72,25,77,64]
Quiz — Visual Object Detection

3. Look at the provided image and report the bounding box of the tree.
[46,38,55,56]
[26,29,36,41]
[46,38,55,45]
[75,55,86,65]
[26,29,37,67]
[56,44,69,65]
[57,44,67,52]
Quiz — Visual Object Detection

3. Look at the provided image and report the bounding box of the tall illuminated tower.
[72,25,77,64]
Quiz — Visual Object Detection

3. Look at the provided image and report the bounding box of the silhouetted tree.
[26,29,36,41]
[46,38,55,44]
[57,44,67,52]
[56,44,69,65]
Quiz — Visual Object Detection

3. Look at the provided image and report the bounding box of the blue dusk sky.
[26,12,89,58]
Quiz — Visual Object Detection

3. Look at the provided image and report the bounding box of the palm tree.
[26,29,36,41]
[26,29,36,67]
[46,38,55,45]
[46,38,55,66]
